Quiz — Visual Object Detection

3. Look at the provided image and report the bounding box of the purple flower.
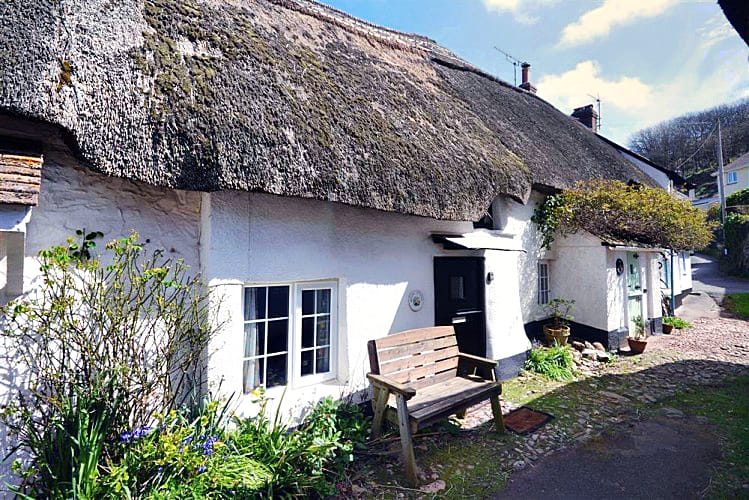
[198,465,207,474]
[119,431,133,443]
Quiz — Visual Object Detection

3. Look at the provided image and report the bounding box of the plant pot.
[543,325,570,346]
[628,337,648,354]
[662,324,674,335]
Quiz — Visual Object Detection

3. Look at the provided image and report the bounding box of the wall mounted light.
[486,272,494,284]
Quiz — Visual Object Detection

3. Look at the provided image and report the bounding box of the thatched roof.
[0,0,652,220]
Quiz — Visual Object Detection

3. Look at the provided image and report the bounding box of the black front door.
[434,257,486,357]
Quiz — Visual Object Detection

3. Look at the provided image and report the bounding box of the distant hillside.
[628,99,749,198]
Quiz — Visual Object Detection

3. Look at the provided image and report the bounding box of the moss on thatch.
[0,0,651,220]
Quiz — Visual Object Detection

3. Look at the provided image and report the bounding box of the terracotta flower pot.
[543,325,570,346]
[628,337,648,354]
[662,324,674,335]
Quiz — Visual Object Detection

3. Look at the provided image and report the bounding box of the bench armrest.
[459,353,497,369]
[367,373,417,400]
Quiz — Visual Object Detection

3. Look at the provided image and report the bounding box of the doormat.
[504,406,554,435]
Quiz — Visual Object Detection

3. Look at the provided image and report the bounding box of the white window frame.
[242,280,338,394]
[293,281,338,387]
[537,261,550,305]
[727,171,738,184]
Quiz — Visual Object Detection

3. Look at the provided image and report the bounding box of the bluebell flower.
[198,465,207,474]
[119,431,133,443]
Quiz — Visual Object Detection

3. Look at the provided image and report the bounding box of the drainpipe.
[670,250,675,313]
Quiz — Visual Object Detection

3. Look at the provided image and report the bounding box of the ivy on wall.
[532,180,716,251]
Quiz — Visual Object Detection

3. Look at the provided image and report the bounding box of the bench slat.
[375,326,454,349]
[379,345,459,376]
[388,357,458,384]
[411,380,500,422]
[377,335,457,363]
[408,369,457,391]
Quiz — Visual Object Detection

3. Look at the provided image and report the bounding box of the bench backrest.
[367,326,459,390]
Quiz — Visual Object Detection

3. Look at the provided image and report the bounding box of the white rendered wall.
[550,233,609,331]
[0,162,201,482]
[200,191,531,419]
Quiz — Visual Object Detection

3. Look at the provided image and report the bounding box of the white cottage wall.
[551,233,609,331]
[200,191,531,418]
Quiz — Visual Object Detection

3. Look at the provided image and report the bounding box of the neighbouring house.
[523,106,694,349]
[720,151,749,198]
[0,0,664,477]
[595,125,695,310]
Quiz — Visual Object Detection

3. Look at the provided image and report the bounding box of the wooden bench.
[367,326,505,485]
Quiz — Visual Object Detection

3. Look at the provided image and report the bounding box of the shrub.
[1,231,217,497]
[524,344,575,381]
[533,180,716,250]
[727,187,749,208]
[662,316,692,329]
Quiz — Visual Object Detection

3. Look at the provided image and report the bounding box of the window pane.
[244,287,266,321]
[266,355,287,387]
[302,290,315,316]
[302,317,314,348]
[244,323,265,357]
[243,358,263,393]
[301,350,313,376]
[316,289,331,313]
[316,315,330,346]
[316,347,330,374]
[267,319,288,354]
[267,286,289,319]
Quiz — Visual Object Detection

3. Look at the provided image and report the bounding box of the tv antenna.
[494,46,523,86]
[588,93,602,131]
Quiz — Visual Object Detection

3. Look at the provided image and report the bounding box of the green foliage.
[725,293,749,319]
[543,298,575,327]
[631,316,648,340]
[727,187,749,208]
[103,399,272,498]
[533,180,717,250]
[524,344,575,381]
[662,316,692,329]
[231,392,369,497]
[1,230,217,497]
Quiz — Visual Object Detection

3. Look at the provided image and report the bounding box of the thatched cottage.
[0,0,676,458]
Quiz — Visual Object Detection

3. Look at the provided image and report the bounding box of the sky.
[322,0,749,146]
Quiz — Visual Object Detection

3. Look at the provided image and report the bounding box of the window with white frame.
[242,282,337,393]
[727,171,738,184]
[537,261,550,305]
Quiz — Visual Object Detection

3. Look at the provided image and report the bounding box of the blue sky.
[322,0,748,145]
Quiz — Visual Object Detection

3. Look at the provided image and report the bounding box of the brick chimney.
[571,104,598,132]
[519,62,537,94]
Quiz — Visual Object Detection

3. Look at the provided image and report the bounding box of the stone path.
[347,314,749,497]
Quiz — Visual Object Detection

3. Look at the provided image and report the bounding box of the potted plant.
[627,316,648,354]
[543,298,575,346]
[662,316,690,334]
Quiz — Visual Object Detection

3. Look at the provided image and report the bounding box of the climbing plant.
[532,180,716,251]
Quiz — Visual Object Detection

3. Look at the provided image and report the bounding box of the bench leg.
[371,387,389,440]
[395,393,418,486]
[456,409,467,419]
[490,394,506,434]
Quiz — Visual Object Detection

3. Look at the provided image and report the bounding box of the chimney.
[519,62,537,94]
[571,104,598,132]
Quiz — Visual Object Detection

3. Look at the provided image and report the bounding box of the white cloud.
[557,0,678,48]
[697,12,735,52]
[482,0,557,25]
[536,53,749,144]
[537,61,653,113]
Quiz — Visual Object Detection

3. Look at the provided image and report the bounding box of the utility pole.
[716,119,727,226]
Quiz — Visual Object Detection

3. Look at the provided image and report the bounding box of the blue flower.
[198,465,207,474]
[119,432,133,443]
